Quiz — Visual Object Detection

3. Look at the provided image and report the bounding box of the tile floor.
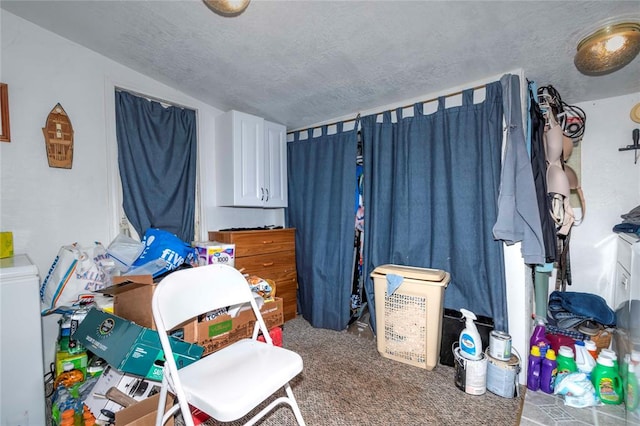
[520,388,639,426]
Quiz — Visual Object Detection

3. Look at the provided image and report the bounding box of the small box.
[197,297,284,356]
[74,308,204,381]
[98,274,196,342]
[0,232,13,259]
[55,350,88,378]
[192,241,235,267]
[83,364,169,424]
[115,393,175,426]
[371,264,450,370]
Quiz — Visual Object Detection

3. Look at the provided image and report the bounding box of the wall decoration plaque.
[42,103,73,168]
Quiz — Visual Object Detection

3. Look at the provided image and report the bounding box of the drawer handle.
[262,262,274,267]
[262,240,274,244]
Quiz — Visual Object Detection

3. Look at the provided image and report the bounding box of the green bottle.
[626,362,639,411]
[592,355,623,405]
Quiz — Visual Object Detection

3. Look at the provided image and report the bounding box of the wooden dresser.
[209,228,298,322]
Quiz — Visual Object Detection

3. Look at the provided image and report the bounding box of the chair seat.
[178,339,303,422]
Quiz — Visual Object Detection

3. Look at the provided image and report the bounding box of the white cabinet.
[0,254,46,426]
[614,232,639,310]
[215,110,288,208]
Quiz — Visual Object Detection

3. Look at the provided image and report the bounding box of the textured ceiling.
[2,0,640,130]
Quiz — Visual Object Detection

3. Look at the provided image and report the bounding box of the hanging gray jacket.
[492,74,545,265]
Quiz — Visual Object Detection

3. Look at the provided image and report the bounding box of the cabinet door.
[215,110,264,207]
[263,121,288,208]
[236,112,264,206]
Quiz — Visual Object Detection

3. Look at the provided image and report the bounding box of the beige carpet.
[204,316,525,426]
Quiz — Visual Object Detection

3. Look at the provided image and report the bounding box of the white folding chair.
[151,264,306,426]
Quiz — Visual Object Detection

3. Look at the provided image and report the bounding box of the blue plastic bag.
[131,228,196,278]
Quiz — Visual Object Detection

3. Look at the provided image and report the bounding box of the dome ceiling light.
[203,0,251,17]
[574,22,640,76]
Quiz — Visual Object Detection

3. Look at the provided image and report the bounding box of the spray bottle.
[459,309,482,360]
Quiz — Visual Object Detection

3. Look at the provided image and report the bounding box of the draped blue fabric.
[115,90,197,242]
[285,124,358,330]
[360,82,508,331]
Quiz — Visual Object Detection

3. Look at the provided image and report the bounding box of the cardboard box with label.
[192,241,235,267]
[99,274,196,342]
[197,297,284,356]
[74,308,204,381]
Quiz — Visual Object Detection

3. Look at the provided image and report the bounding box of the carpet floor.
[202,315,525,426]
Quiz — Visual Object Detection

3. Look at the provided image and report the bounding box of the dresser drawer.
[235,251,296,278]
[210,229,295,257]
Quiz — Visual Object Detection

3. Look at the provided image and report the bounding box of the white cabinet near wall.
[215,110,288,208]
[613,232,639,310]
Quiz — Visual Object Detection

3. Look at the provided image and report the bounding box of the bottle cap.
[530,346,541,357]
[600,348,616,359]
[631,350,640,363]
[584,340,597,351]
[597,356,614,367]
[558,345,574,358]
[546,349,556,360]
[575,340,585,347]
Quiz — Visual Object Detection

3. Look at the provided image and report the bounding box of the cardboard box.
[197,297,284,356]
[192,241,235,267]
[0,231,13,258]
[99,275,196,342]
[83,364,165,424]
[74,308,204,381]
[116,393,174,426]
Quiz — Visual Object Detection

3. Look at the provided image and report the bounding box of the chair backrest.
[152,264,255,332]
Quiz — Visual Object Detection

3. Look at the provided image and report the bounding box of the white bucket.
[485,347,521,398]
[454,346,487,395]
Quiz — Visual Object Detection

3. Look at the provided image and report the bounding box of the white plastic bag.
[40,242,111,314]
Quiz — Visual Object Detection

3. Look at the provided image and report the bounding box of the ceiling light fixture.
[574,22,640,76]
[203,0,250,17]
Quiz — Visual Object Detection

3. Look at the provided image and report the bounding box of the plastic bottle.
[530,316,550,349]
[574,340,596,379]
[540,348,557,394]
[459,308,482,360]
[527,345,542,391]
[626,362,639,411]
[592,355,623,404]
[584,340,598,360]
[556,345,578,384]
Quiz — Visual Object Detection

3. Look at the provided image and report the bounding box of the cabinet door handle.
[262,240,274,244]
[260,187,265,201]
[265,188,269,202]
[262,262,274,267]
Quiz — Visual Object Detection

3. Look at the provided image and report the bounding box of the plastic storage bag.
[40,242,112,314]
[129,228,196,278]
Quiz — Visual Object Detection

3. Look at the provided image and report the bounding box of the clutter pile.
[526,290,639,417]
[41,228,285,426]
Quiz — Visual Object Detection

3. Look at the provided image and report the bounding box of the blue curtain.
[361,82,508,331]
[285,124,358,330]
[115,90,197,242]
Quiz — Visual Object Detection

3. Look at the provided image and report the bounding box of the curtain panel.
[115,90,197,242]
[285,124,358,330]
[361,82,508,331]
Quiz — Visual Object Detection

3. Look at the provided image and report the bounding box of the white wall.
[0,11,283,370]
[567,93,640,305]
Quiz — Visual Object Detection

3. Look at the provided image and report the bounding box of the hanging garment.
[544,115,575,236]
[528,87,558,263]
[492,74,545,265]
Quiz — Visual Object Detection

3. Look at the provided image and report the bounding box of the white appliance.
[0,254,46,426]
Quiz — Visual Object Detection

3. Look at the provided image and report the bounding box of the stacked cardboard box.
[99,274,284,356]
